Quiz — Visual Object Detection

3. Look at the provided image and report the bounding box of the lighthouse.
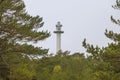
[54,22,64,53]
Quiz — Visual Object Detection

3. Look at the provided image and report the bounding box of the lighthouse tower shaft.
[56,33,61,52]
[54,22,64,53]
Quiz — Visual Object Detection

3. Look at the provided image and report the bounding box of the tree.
[82,0,120,79]
[0,0,50,79]
[0,0,50,56]
[102,0,120,75]
[35,51,94,80]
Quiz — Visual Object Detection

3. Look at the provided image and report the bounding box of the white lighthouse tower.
[54,22,64,53]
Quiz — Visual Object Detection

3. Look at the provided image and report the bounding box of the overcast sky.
[24,0,119,54]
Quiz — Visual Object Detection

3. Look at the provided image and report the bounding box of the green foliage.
[0,0,50,56]
[10,63,36,80]
[82,39,103,61]
[82,0,120,80]
[112,0,120,9]
[35,52,94,80]
[0,78,3,80]
[53,65,61,72]
[103,0,120,74]
[0,0,50,79]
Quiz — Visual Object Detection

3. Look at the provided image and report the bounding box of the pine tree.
[0,0,50,79]
[82,0,120,79]
[103,0,120,73]
[0,0,50,58]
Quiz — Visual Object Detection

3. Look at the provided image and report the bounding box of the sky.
[24,0,119,54]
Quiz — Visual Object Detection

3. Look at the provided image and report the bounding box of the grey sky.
[24,0,119,54]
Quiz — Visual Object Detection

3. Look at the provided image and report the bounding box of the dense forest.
[0,0,120,80]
